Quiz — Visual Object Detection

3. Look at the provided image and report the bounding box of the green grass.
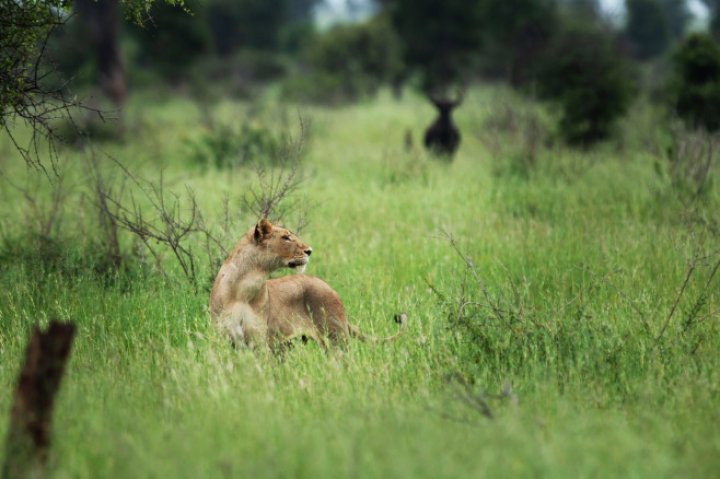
[0,87,719,478]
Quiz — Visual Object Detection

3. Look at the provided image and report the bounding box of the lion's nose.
[304,248,312,256]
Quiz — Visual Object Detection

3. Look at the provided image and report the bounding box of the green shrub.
[187,119,282,169]
[671,33,720,132]
[283,15,403,103]
[537,25,635,146]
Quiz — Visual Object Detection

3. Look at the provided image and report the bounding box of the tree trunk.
[76,0,126,107]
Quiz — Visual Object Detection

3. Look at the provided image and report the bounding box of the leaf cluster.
[537,24,635,145]
[671,33,720,132]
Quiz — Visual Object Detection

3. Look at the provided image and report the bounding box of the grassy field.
[0,87,719,478]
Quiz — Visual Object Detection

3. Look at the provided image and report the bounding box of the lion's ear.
[254,218,273,242]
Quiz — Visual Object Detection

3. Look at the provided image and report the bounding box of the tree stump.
[2,321,76,479]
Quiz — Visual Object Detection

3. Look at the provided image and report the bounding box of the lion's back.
[267,275,347,337]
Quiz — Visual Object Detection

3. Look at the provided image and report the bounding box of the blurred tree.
[131,0,213,83]
[281,0,323,53]
[124,0,319,95]
[671,33,720,131]
[660,0,690,41]
[284,15,403,103]
[538,24,635,145]
[701,0,720,40]
[479,0,558,86]
[382,0,484,92]
[75,0,126,107]
[43,13,95,90]
[624,0,671,61]
[286,0,320,22]
[559,0,602,20]
[207,0,287,55]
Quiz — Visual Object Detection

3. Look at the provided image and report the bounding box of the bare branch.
[654,259,697,344]
[241,115,310,230]
[2,3,108,172]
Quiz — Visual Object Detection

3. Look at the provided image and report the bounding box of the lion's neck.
[223,239,270,304]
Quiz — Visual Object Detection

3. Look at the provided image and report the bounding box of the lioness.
[209,219,404,349]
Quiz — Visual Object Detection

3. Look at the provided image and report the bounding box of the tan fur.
[210,219,377,349]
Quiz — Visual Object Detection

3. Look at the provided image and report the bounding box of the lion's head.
[252,218,312,273]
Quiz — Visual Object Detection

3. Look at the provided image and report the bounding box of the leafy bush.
[671,33,720,132]
[537,25,635,146]
[283,15,403,103]
[187,119,282,169]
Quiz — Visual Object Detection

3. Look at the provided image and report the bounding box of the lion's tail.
[348,312,408,343]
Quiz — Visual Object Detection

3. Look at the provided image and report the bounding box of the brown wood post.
[2,321,76,479]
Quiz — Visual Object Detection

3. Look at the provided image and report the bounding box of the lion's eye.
[282,235,291,241]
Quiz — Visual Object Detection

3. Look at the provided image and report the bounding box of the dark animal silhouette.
[424,93,463,157]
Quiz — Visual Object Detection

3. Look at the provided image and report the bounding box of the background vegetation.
[1,0,719,477]
[1,86,718,477]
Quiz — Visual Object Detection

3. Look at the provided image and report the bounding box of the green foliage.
[42,14,96,90]
[624,0,671,61]
[385,0,484,91]
[121,0,187,25]
[203,0,320,56]
[0,0,68,124]
[130,0,213,82]
[671,33,720,132]
[538,25,635,146]
[187,119,283,169]
[120,0,315,90]
[206,0,287,54]
[284,16,403,103]
[478,0,558,86]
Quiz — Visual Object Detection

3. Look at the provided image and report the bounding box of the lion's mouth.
[288,258,308,269]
